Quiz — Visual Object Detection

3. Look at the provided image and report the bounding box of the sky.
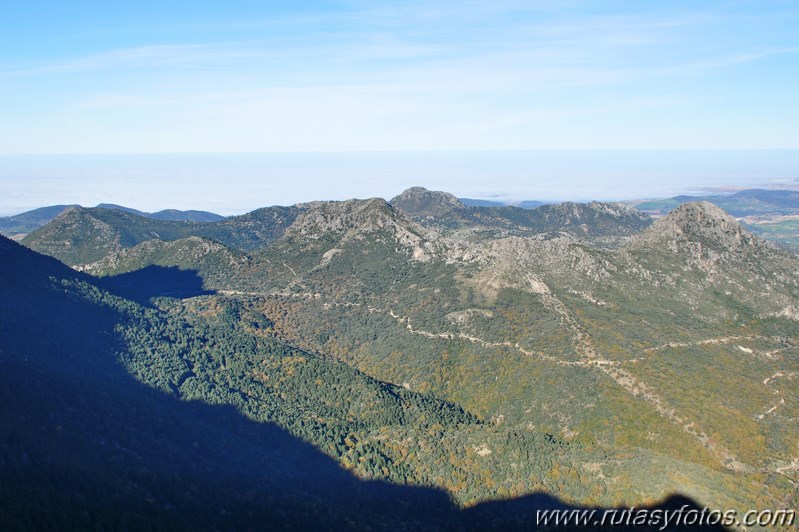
[1,1,798,213]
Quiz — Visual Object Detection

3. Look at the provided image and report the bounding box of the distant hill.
[95,203,225,223]
[0,204,79,236]
[21,204,299,265]
[517,200,545,209]
[459,198,544,208]
[635,188,799,217]
[147,209,225,222]
[0,203,224,238]
[94,203,149,216]
[459,198,506,207]
[392,187,650,241]
[7,187,799,524]
[521,201,651,238]
[390,187,467,218]
[23,190,653,269]
[634,188,799,249]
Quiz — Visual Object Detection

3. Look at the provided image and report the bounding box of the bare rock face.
[389,187,467,218]
[623,202,799,315]
[285,197,454,262]
[628,202,773,262]
[288,198,421,241]
[285,197,495,265]
[529,201,652,237]
[587,201,652,222]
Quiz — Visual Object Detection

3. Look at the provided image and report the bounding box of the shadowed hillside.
[7,194,799,527]
[0,234,729,530]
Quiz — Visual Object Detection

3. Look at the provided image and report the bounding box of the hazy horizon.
[1,149,798,216]
[3,2,797,216]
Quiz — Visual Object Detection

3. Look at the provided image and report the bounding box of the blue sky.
[2,0,798,153]
[0,1,798,214]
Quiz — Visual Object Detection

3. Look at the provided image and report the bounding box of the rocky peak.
[284,197,473,262]
[586,201,651,222]
[287,198,419,240]
[629,202,768,255]
[389,187,466,218]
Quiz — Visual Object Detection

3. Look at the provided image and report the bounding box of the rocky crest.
[286,198,448,260]
[630,202,768,254]
[289,198,415,237]
[389,188,651,241]
[529,201,652,237]
[389,187,467,218]
[284,198,487,264]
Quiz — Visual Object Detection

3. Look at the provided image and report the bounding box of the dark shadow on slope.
[101,265,215,303]
[0,244,452,530]
[0,235,731,531]
[0,347,728,531]
[0,358,461,530]
[463,493,731,531]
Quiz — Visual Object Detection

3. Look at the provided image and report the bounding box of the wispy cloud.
[0,1,797,153]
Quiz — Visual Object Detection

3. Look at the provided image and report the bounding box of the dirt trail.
[757,371,798,420]
[525,274,598,359]
[381,307,616,368]
[763,371,799,387]
[774,458,799,486]
[775,458,799,474]
[531,284,751,471]
[218,289,264,296]
[380,285,749,471]
[218,289,761,471]
[644,335,787,353]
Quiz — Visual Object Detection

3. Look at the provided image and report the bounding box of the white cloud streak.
[0,1,797,152]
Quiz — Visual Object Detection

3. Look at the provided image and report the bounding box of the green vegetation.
[6,191,799,527]
[745,218,799,249]
[0,204,79,237]
[636,188,799,218]
[391,187,652,240]
[21,205,301,265]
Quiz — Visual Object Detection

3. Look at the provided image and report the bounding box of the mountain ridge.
[390,186,468,218]
[3,232,740,528]
[630,201,773,256]
[388,187,653,241]
[635,188,799,217]
[0,203,224,238]
[5,184,799,524]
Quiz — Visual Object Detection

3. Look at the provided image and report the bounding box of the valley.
[3,187,798,528]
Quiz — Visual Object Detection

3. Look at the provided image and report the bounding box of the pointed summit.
[389,187,466,218]
[631,201,767,252]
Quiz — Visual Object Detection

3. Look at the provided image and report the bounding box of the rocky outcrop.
[631,202,766,251]
[527,201,652,237]
[628,202,775,266]
[389,187,467,218]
